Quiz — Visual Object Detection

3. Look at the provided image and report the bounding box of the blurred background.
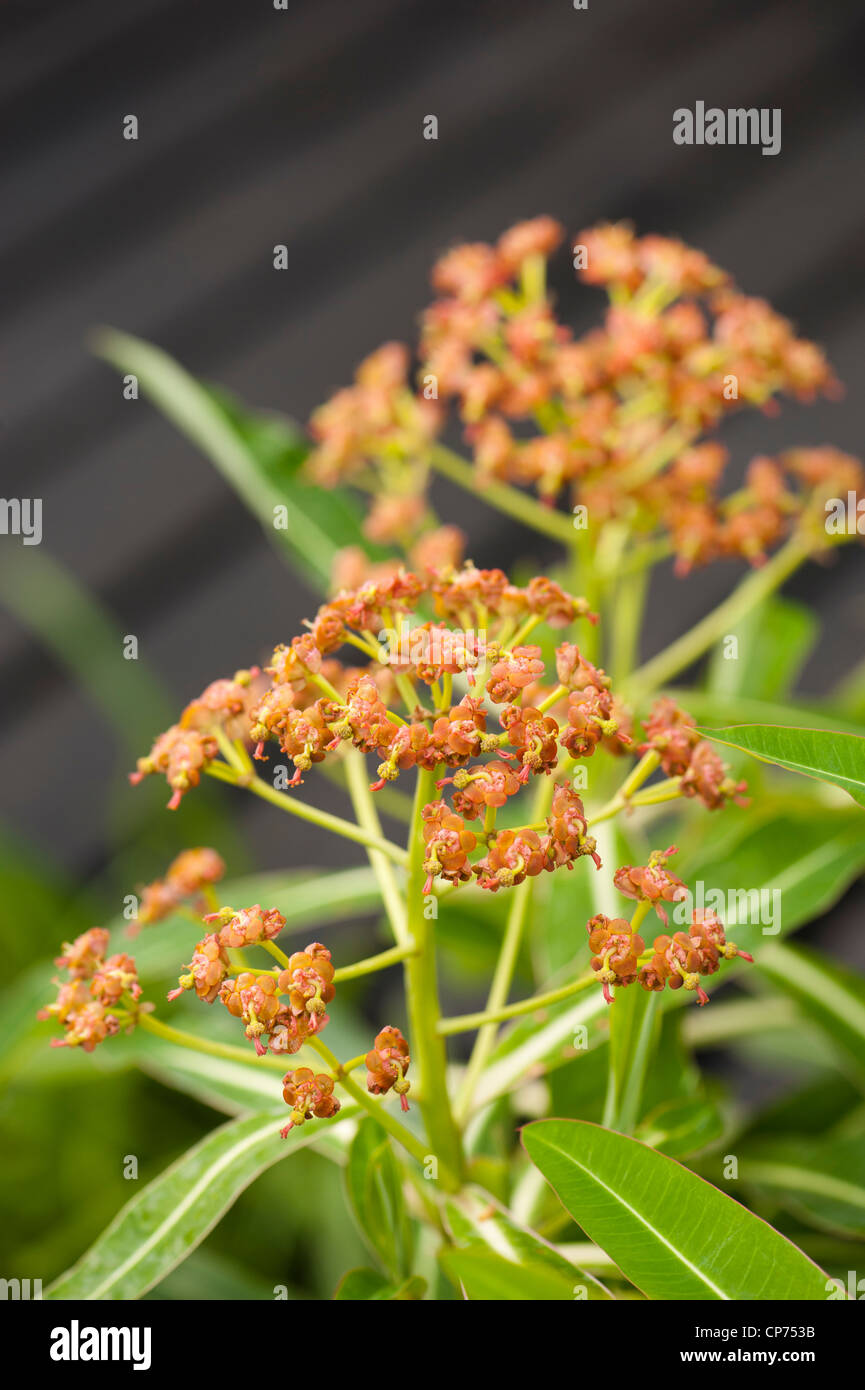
[1,0,863,1298]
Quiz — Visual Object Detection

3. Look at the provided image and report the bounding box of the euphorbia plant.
[43,219,865,1301]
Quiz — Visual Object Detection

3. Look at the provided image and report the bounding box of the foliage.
[4,219,865,1302]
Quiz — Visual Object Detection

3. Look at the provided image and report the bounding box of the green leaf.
[739,1134,865,1239]
[834,655,865,722]
[636,1095,723,1159]
[334,1268,426,1300]
[47,1109,356,1300]
[443,1186,612,1299]
[522,1119,831,1300]
[126,1032,322,1122]
[604,983,661,1134]
[345,1119,412,1280]
[0,547,172,756]
[705,596,817,701]
[439,1247,583,1301]
[756,942,865,1089]
[92,328,382,592]
[696,724,865,809]
[669,689,865,740]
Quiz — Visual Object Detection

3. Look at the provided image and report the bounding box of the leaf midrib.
[530,1133,729,1299]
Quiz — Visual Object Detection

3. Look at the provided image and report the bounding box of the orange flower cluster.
[39,929,149,1050]
[129,668,263,809]
[303,217,863,578]
[129,563,747,909]
[365,1025,411,1111]
[280,1068,340,1138]
[589,893,753,1007]
[641,699,748,809]
[133,847,225,930]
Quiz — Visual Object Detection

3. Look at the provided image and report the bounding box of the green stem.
[403,766,464,1186]
[454,774,557,1123]
[625,532,812,703]
[629,900,652,934]
[429,444,576,546]
[610,564,649,682]
[210,765,408,868]
[261,940,292,970]
[307,1036,438,1175]
[342,748,410,945]
[139,1012,286,1071]
[333,941,417,982]
[454,884,532,1123]
[438,970,595,1035]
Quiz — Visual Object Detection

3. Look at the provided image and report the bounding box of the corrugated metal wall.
[1,0,863,902]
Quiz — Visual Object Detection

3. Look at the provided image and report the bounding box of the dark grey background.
[1,0,863,909]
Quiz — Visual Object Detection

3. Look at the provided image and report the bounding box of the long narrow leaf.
[92,328,377,592]
[523,1119,832,1300]
[47,1109,356,1300]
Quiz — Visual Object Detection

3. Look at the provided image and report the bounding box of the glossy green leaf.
[92,328,381,592]
[345,1119,412,1280]
[522,1119,831,1300]
[334,1268,426,1300]
[696,724,865,809]
[757,942,865,1088]
[443,1186,612,1298]
[47,1109,356,1300]
[440,1247,582,1301]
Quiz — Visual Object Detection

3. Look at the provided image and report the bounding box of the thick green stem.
[610,564,649,682]
[625,533,812,703]
[403,766,464,1186]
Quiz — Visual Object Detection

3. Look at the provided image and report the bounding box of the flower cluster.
[39,929,149,1050]
[132,847,226,930]
[280,1068,340,1138]
[365,1026,411,1111]
[129,561,748,906]
[589,851,753,1005]
[641,699,748,809]
[302,217,863,578]
[130,668,263,808]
